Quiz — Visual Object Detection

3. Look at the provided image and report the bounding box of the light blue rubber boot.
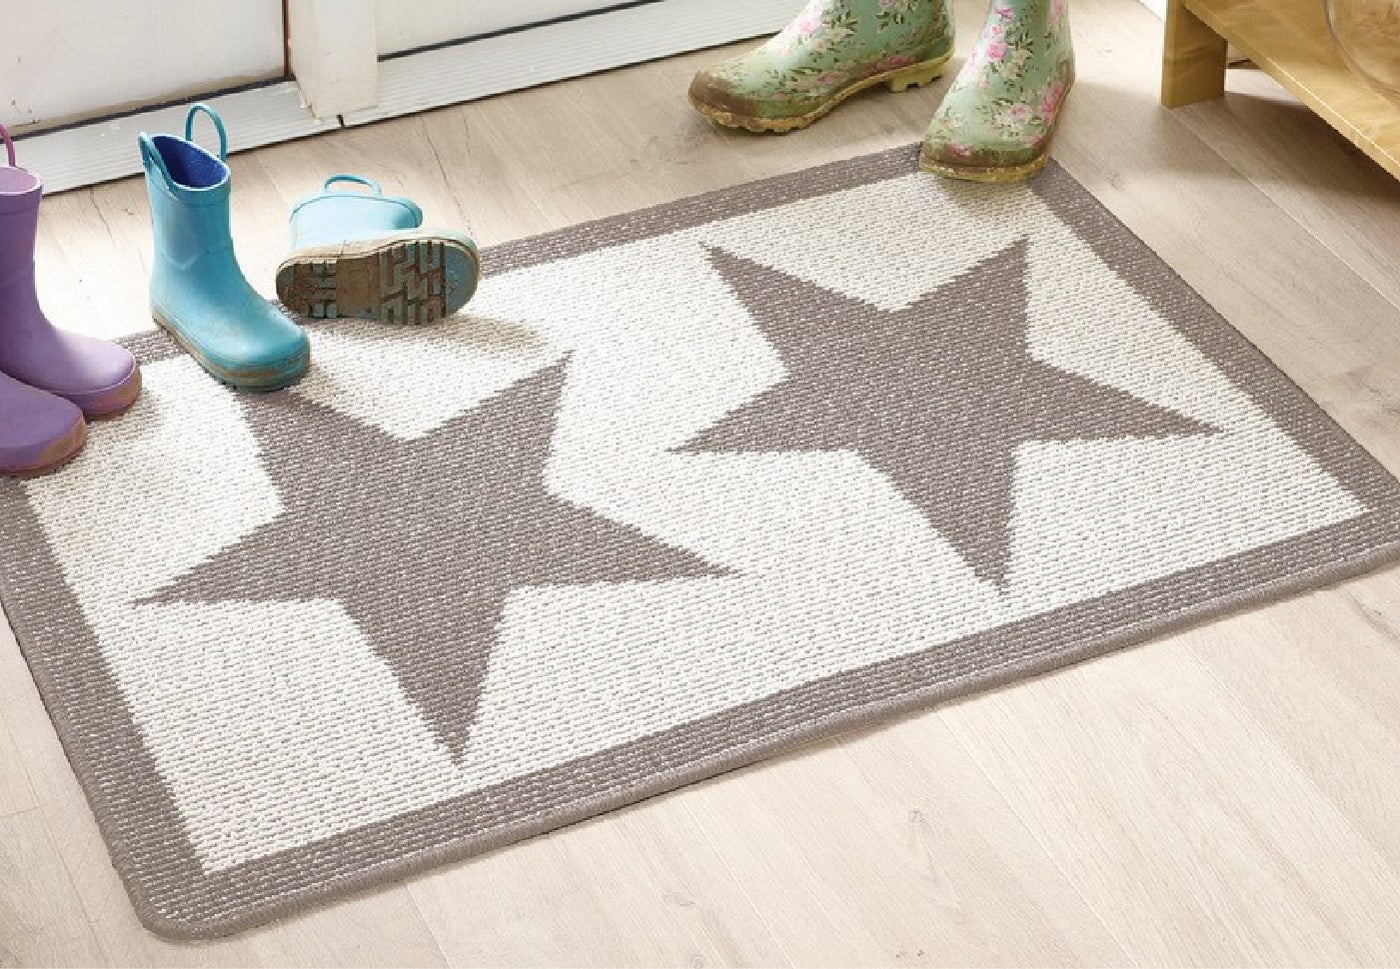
[275,175,480,325]
[139,104,309,390]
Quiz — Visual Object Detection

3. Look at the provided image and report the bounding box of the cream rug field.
[4,145,1399,937]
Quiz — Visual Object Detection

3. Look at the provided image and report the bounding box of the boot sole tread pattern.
[276,237,479,326]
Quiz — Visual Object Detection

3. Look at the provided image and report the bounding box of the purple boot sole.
[0,368,87,476]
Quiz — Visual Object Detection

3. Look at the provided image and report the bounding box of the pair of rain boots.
[139,105,481,391]
[688,0,1075,183]
[0,126,142,476]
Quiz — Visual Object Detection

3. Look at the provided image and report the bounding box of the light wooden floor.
[7,0,1400,964]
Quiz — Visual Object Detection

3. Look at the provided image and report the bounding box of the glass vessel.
[1326,0,1400,101]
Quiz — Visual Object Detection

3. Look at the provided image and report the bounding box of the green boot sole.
[691,52,952,134]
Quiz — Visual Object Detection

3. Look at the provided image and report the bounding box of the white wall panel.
[351,0,795,124]
[15,0,793,193]
[0,0,285,130]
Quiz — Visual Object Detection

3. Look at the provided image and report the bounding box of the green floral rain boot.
[920,0,1074,182]
[689,0,956,133]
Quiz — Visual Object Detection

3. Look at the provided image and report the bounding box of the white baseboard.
[345,0,799,126]
[17,0,794,194]
[1139,0,1166,18]
[15,83,335,195]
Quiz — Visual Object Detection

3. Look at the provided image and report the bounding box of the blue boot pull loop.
[184,103,228,161]
[0,123,14,167]
[322,174,382,195]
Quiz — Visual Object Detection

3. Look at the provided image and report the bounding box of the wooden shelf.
[1163,0,1400,181]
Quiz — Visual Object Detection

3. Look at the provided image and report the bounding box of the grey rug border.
[4,144,1400,940]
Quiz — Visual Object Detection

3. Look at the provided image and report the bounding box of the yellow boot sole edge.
[917,147,1049,184]
[690,52,954,134]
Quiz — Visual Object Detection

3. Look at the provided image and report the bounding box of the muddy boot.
[689,0,955,133]
[0,125,141,418]
[139,104,309,391]
[920,0,1074,182]
[275,175,480,325]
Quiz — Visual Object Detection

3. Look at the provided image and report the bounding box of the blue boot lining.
[150,135,228,189]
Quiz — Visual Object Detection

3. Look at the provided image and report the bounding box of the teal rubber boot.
[139,104,310,391]
[275,176,481,325]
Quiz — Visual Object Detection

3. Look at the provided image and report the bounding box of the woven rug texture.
[4,145,1400,937]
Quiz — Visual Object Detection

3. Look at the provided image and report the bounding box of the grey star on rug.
[148,359,719,762]
[683,241,1214,585]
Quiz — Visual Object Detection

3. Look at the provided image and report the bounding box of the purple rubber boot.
[0,368,87,476]
[0,125,141,418]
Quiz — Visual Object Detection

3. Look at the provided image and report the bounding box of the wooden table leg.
[1161,0,1229,107]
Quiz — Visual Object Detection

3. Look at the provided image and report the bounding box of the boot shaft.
[288,175,424,252]
[972,0,1074,82]
[0,128,43,315]
[137,106,256,323]
[772,0,955,58]
[784,0,953,32]
[140,131,238,274]
[981,0,1072,42]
